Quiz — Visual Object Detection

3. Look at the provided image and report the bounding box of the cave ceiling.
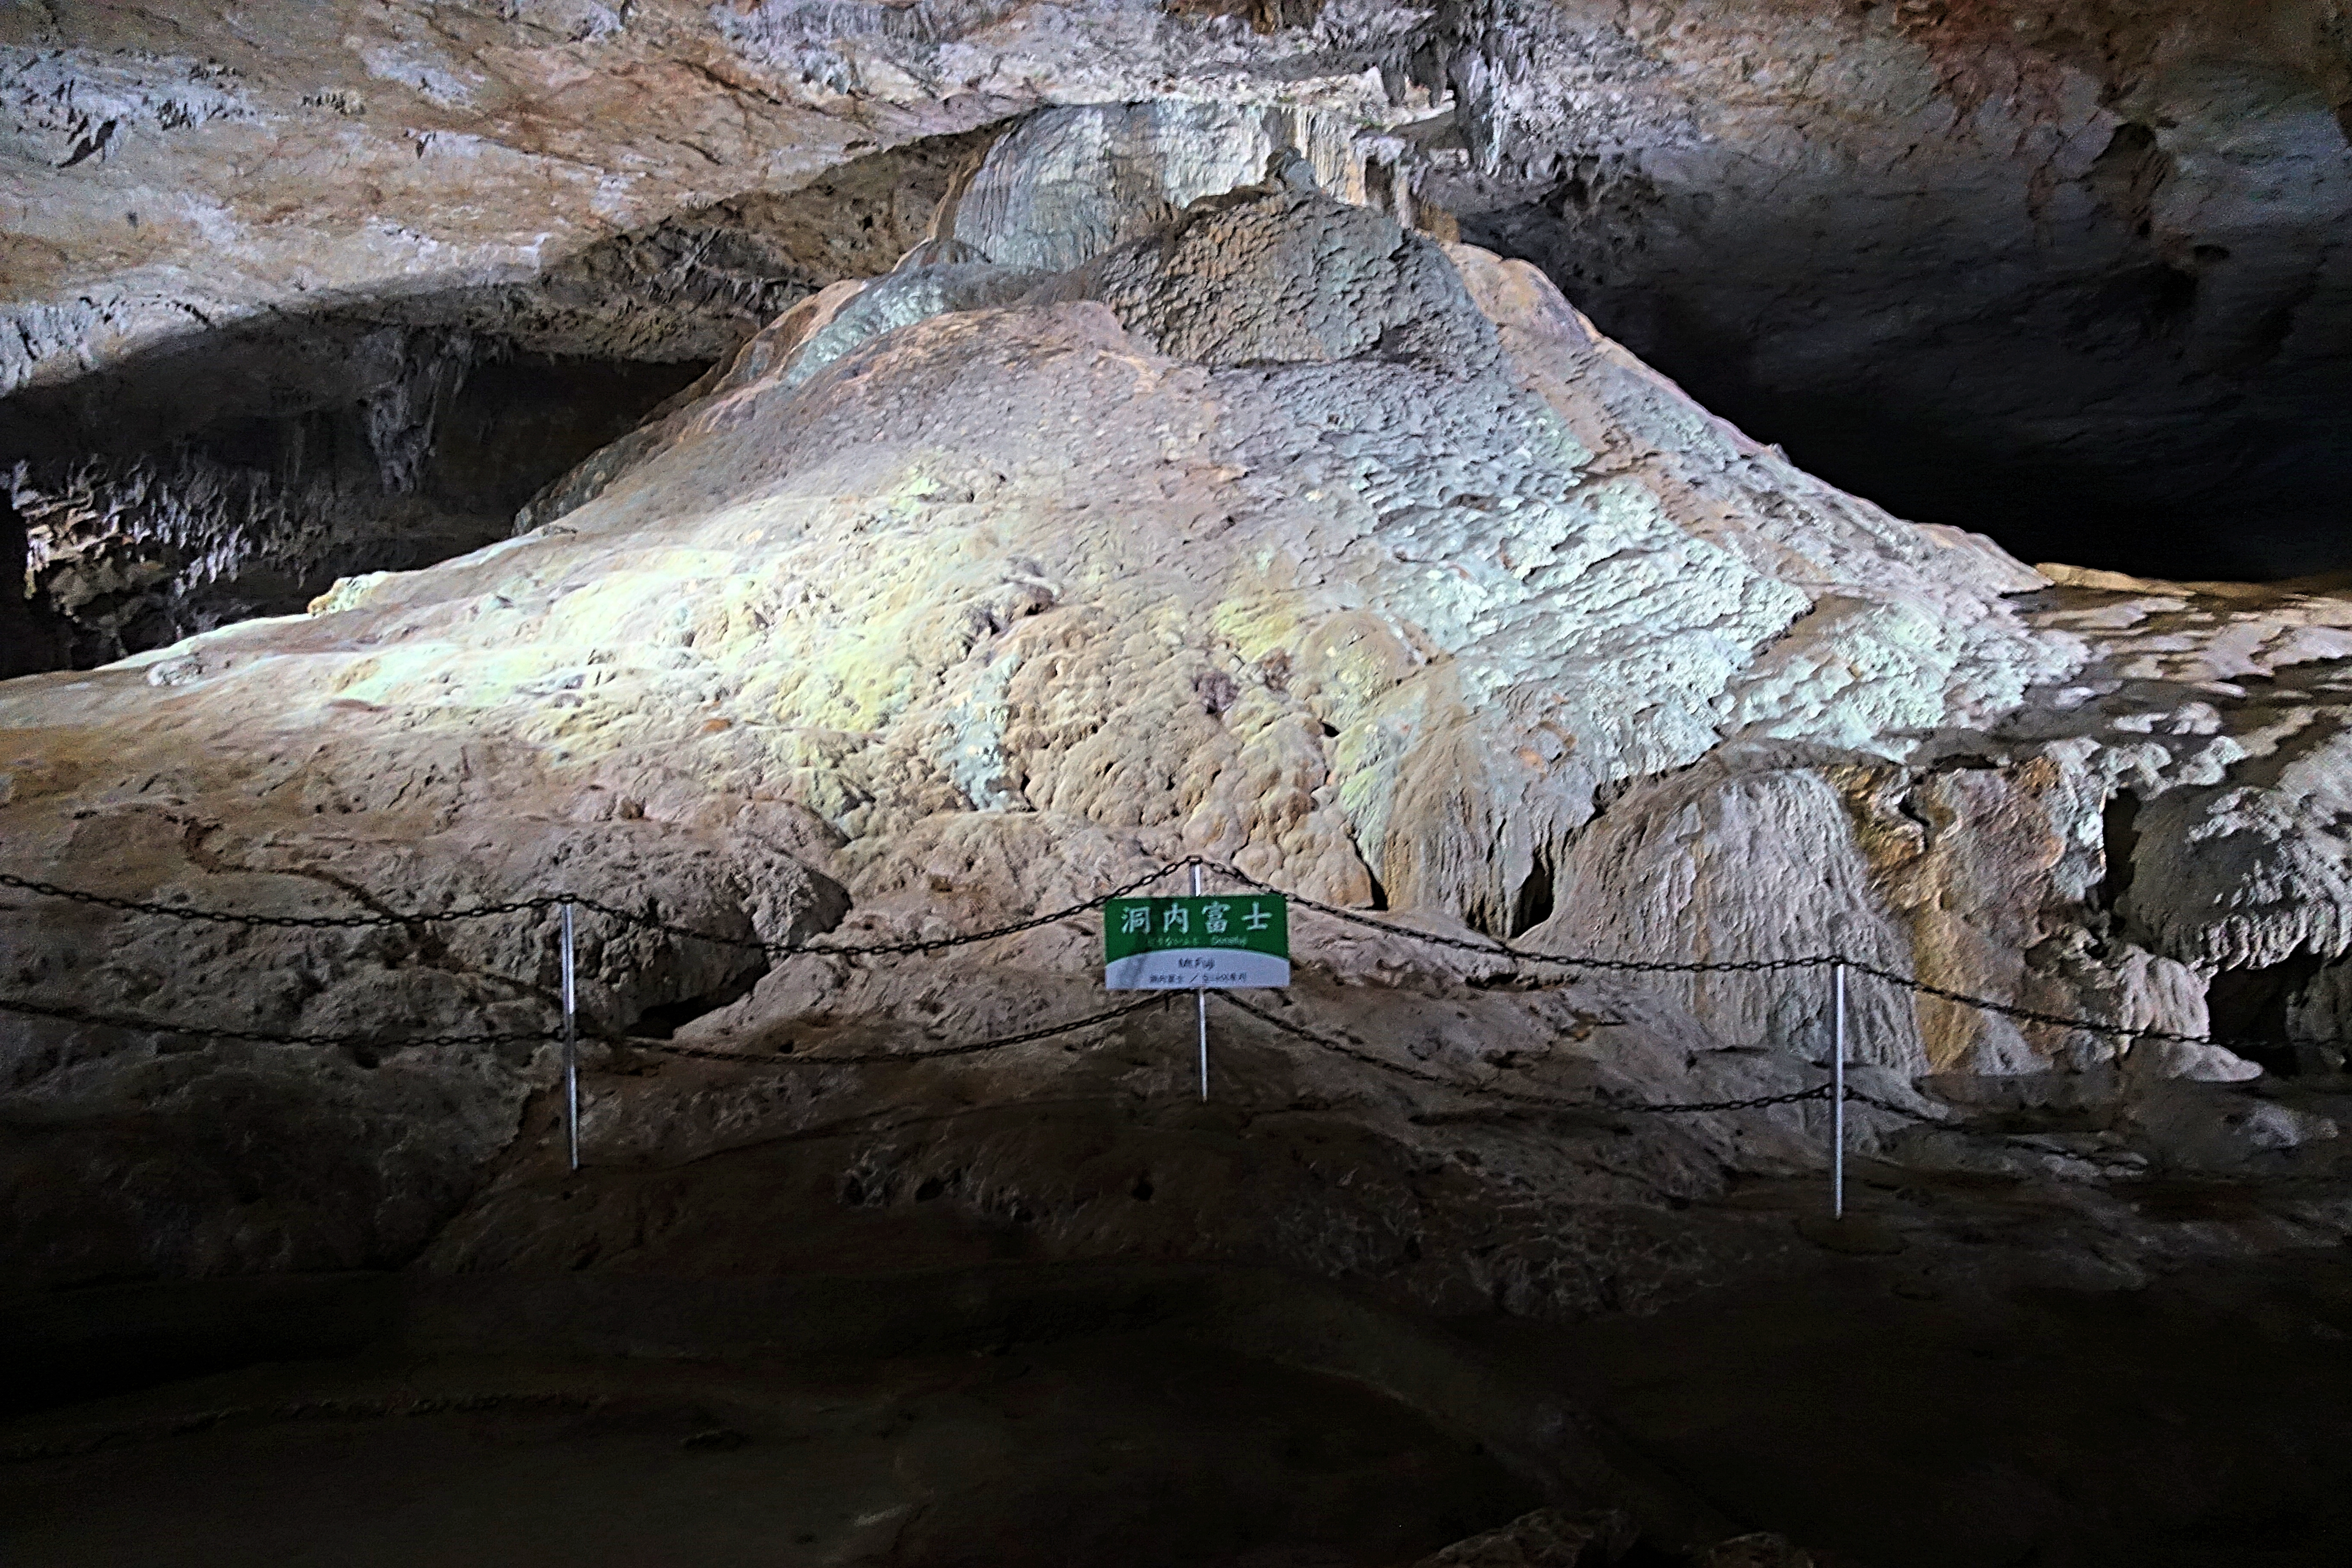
[2,0,2349,672]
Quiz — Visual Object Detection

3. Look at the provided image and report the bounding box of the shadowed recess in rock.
[0,126,1004,669]
[3,327,708,667]
[1430,7,2352,583]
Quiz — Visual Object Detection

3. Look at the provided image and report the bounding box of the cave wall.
[8,337,706,664]
[9,53,2352,1314]
[0,126,1000,665]
[5,0,2350,651]
[1431,0,2352,580]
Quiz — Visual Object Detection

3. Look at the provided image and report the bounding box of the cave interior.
[6,4,2352,1567]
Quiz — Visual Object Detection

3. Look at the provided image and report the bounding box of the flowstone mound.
[12,3,2348,668]
[1,107,2348,1329]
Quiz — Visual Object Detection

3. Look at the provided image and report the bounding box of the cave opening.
[1508,850,1556,939]
[625,957,772,1041]
[2206,952,2330,1075]
[2100,792,2141,912]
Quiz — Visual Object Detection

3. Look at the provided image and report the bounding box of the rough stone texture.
[943,99,1318,272]
[784,258,1062,389]
[1694,1536,1816,1568]
[0,167,1872,1292]
[1430,0,2352,580]
[0,126,1001,662]
[9,2,2348,661]
[9,340,708,665]
[1073,185,1506,373]
[3,39,2351,1320]
[1412,1507,1636,1566]
[0,4,1410,397]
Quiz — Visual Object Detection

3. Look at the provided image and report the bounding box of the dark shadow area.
[2208,953,2332,1075]
[9,1179,2352,1565]
[625,957,770,1040]
[1509,849,1556,939]
[0,1273,398,1419]
[1481,1179,2352,1568]
[0,126,1005,674]
[0,1335,1536,1568]
[2100,791,2141,912]
[0,492,68,677]
[1459,115,2352,583]
[1,323,708,668]
[0,1265,1555,1567]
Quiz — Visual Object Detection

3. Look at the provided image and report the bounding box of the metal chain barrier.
[561,863,1191,959]
[4,854,2287,1207]
[1205,863,2352,1055]
[5,854,2345,1061]
[1838,959,2315,1052]
[625,996,1166,1068]
[0,870,557,929]
[0,994,557,1051]
[1214,992,1834,1114]
[0,864,1190,957]
[1207,861,1836,977]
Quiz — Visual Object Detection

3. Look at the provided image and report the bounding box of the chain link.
[625,996,1166,1069]
[8,856,2349,1057]
[0,985,1838,1118]
[1838,960,2345,1053]
[0,995,556,1050]
[1213,992,1831,1115]
[0,865,1191,956]
[0,871,555,929]
[1211,866,2352,1054]
[563,864,1191,959]
[1210,863,1838,977]
[1607,1085,1835,1114]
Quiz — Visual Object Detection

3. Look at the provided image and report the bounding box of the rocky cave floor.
[6,1142,2352,1568]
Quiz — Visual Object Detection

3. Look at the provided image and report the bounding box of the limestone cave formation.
[3,4,2352,1566]
[1449,23,2352,582]
[3,128,995,666]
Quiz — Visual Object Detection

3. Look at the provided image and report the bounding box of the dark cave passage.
[1455,106,2352,584]
[1537,300,2352,585]
[0,126,1001,675]
[1,328,708,669]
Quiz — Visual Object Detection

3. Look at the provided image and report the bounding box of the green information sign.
[1103,894,1289,990]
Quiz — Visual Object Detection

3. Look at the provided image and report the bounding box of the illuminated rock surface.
[4,6,2352,1562]
[9,1,2349,657]
[6,98,2349,1298]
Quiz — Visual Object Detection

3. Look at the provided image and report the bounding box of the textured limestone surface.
[4,125,2349,1310]
[1435,0,2352,579]
[8,1,2349,666]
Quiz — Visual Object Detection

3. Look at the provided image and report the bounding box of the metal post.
[1192,863,1209,1100]
[1831,959,1847,1219]
[560,899,580,1173]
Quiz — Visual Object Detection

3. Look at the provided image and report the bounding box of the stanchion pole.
[560,899,580,1173]
[1831,959,1847,1219]
[1192,864,1209,1100]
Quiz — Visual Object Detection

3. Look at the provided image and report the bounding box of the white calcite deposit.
[3,58,2350,1303]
